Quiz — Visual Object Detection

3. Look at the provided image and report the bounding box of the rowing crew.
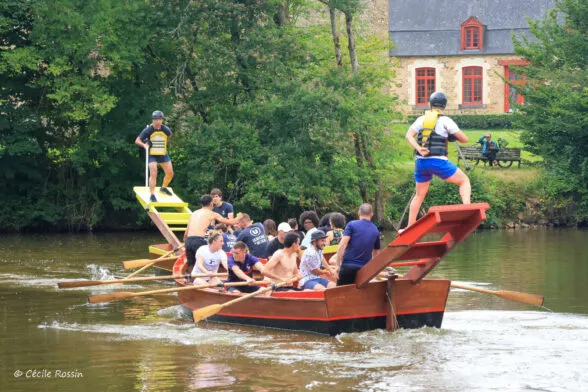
[181,202,381,292]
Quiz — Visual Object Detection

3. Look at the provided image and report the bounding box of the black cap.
[311,230,327,242]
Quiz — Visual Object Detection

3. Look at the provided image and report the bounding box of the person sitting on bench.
[477,133,500,167]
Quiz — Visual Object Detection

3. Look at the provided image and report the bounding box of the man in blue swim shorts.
[404,92,471,229]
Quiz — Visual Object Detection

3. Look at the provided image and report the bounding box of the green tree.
[512,0,588,220]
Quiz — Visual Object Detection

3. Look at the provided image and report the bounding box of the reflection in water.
[189,363,236,389]
[1,230,588,391]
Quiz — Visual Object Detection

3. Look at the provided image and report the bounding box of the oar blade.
[496,290,544,307]
[122,259,152,270]
[88,292,135,304]
[192,304,223,322]
[58,280,102,289]
[123,256,178,270]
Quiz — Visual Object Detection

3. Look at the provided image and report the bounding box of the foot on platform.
[160,187,173,196]
[397,228,406,234]
[149,194,157,202]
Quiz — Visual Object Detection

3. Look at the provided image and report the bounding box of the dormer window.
[461,17,484,50]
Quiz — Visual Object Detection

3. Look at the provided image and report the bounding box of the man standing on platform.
[135,110,174,202]
[335,203,381,286]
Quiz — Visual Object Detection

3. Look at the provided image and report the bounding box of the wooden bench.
[456,146,521,168]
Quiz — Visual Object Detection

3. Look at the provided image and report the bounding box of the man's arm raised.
[214,212,241,226]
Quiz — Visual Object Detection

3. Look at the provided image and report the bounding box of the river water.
[1,230,587,391]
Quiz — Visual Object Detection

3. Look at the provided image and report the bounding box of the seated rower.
[299,230,336,291]
[225,241,267,294]
[191,232,227,286]
[262,232,303,291]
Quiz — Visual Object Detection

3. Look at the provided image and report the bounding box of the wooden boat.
[174,203,490,336]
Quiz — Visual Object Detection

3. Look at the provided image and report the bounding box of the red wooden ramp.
[355,203,490,288]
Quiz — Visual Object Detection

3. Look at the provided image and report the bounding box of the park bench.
[457,146,522,168]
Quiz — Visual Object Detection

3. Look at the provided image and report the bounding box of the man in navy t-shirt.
[335,203,381,286]
[211,188,234,219]
[236,213,269,258]
[225,242,266,293]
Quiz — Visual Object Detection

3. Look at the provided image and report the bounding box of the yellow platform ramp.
[133,186,191,232]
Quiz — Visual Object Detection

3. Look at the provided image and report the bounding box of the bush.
[406,114,515,129]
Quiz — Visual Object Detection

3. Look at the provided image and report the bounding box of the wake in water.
[86,264,116,281]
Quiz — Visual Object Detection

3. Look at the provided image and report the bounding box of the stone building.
[387,0,556,114]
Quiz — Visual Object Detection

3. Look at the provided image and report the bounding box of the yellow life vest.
[419,110,439,148]
[149,131,168,156]
[417,110,448,156]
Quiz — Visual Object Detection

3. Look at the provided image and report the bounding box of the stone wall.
[392,55,524,114]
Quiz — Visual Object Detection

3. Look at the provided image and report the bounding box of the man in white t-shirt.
[191,232,228,286]
[404,91,471,229]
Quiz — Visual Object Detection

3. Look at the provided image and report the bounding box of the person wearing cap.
[299,230,336,291]
[404,91,471,229]
[335,203,381,286]
[135,110,174,202]
[262,232,303,291]
[267,222,293,256]
[477,132,500,167]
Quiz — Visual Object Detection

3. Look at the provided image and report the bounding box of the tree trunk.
[353,133,368,202]
[345,12,359,73]
[274,2,288,26]
[329,8,343,67]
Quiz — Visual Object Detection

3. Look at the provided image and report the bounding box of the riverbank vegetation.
[0,0,585,232]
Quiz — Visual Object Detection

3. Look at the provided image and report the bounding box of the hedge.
[406,114,515,129]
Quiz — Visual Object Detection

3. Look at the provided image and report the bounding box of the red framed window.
[415,67,436,105]
[499,60,530,112]
[462,66,483,105]
[461,17,483,50]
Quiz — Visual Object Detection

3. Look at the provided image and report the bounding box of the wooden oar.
[58,273,227,289]
[450,282,544,307]
[123,244,184,270]
[192,281,286,322]
[123,256,178,270]
[124,244,185,279]
[88,280,254,304]
[378,273,544,307]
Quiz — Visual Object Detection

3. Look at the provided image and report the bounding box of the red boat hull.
[173,260,450,336]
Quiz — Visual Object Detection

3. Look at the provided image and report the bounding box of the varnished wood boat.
[174,203,490,336]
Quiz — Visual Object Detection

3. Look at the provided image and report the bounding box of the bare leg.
[148,161,158,194]
[160,161,174,188]
[407,181,430,227]
[445,168,471,204]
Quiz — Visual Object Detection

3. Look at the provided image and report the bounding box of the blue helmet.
[428,92,447,108]
[152,110,164,119]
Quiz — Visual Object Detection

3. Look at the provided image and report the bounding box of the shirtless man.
[262,232,303,291]
[181,194,240,275]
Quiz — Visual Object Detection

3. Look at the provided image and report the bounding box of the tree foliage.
[0,0,400,231]
[512,0,588,219]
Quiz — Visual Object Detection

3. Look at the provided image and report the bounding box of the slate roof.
[389,0,556,56]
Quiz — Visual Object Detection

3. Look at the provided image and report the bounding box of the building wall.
[392,55,523,114]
